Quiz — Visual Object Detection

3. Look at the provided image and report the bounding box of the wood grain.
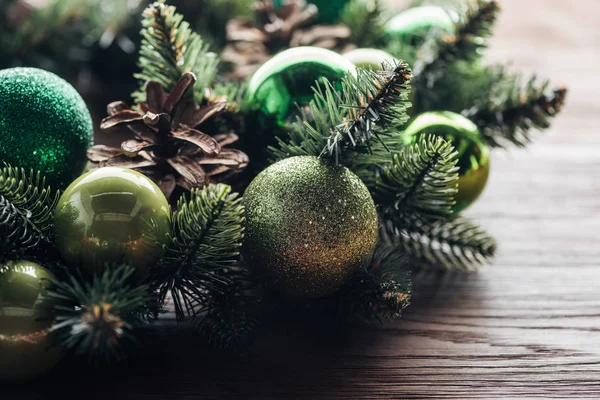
[3,1,600,398]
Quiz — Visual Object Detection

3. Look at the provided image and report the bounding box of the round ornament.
[0,260,63,381]
[54,167,171,277]
[343,48,398,71]
[273,0,350,23]
[0,67,93,189]
[243,156,378,298]
[403,111,490,212]
[245,47,356,128]
[385,6,455,47]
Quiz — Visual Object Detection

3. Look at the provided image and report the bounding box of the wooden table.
[4,1,600,398]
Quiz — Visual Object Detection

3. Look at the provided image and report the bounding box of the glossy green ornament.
[403,111,490,212]
[343,48,398,71]
[0,260,63,381]
[245,47,356,128]
[273,0,350,23]
[54,167,171,277]
[243,156,378,298]
[0,67,93,189]
[385,6,455,46]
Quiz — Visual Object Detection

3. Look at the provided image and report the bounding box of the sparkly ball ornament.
[243,156,378,298]
[385,6,455,46]
[0,67,93,189]
[55,167,171,277]
[343,48,398,71]
[245,47,356,128]
[0,260,63,381]
[404,111,490,212]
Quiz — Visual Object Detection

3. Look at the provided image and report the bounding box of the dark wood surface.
[4,1,600,398]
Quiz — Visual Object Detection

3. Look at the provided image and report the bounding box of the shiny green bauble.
[243,156,378,298]
[403,111,490,213]
[245,47,356,128]
[0,67,93,189]
[273,0,350,23]
[385,6,455,47]
[54,167,171,277]
[343,48,398,71]
[0,260,63,381]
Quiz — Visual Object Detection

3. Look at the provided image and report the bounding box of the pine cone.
[87,73,249,200]
[221,0,354,79]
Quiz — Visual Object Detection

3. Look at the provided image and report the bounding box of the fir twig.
[374,134,459,221]
[133,0,219,104]
[47,265,155,362]
[382,213,497,271]
[465,76,568,147]
[0,164,59,258]
[340,0,386,48]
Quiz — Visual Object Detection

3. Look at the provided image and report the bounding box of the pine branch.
[133,0,219,104]
[373,134,459,221]
[155,184,261,349]
[47,265,155,362]
[340,0,386,48]
[0,164,59,258]
[382,213,497,271]
[414,0,500,82]
[464,75,568,148]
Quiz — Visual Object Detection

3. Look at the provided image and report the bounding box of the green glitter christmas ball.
[0,67,93,189]
[245,47,356,128]
[403,111,490,212]
[243,156,378,298]
[0,260,63,381]
[54,167,171,277]
[343,48,398,71]
[385,6,455,47]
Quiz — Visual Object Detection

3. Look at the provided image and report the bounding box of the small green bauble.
[0,260,63,381]
[245,47,356,128]
[273,0,350,23]
[343,48,398,71]
[403,111,490,212]
[385,6,455,47]
[54,167,171,277]
[0,67,93,189]
[243,156,378,298]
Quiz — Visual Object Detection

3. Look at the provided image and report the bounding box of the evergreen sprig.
[47,265,155,362]
[0,164,59,258]
[465,75,568,147]
[340,0,386,49]
[156,184,260,349]
[374,134,459,221]
[383,213,497,271]
[414,0,501,81]
[133,0,219,104]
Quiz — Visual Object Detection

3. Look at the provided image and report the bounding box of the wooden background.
[4,0,600,398]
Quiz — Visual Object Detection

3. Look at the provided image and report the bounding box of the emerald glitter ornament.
[54,167,171,277]
[0,260,63,381]
[385,6,455,46]
[0,67,93,189]
[404,111,490,212]
[245,47,356,128]
[243,156,378,298]
[343,48,398,71]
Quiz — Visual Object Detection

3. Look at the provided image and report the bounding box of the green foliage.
[340,0,387,48]
[383,213,497,271]
[156,184,260,349]
[465,74,568,148]
[0,164,59,258]
[133,0,219,104]
[47,265,155,362]
[374,134,459,221]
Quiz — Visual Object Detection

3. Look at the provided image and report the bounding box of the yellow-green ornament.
[245,47,356,128]
[0,260,63,381]
[243,156,378,298]
[343,48,398,71]
[54,167,171,277]
[404,111,490,212]
[0,67,93,189]
[385,6,455,47]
